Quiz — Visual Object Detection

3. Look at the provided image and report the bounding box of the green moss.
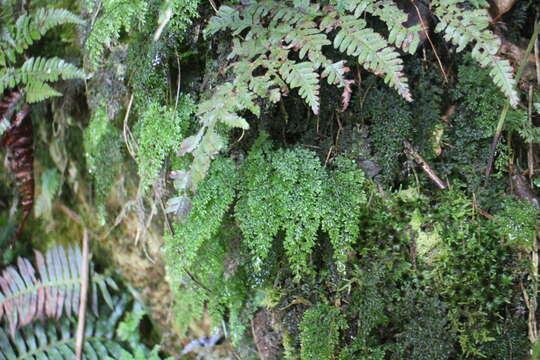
[83,104,123,212]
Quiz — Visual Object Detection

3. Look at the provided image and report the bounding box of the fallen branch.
[403,141,447,189]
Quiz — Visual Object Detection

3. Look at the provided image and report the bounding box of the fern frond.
[0,8,83,66]
[334,16,412,101]
[280,61,320,114]
[84,0,148,70]
[0,57,85,103]
[0,296,132,359]
[432,0,518,106]
[0,245,118,336]
[338,0,422,53]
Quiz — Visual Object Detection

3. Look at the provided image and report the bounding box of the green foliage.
[432,0,518,106]
[0,4,85,102]
[1,57,86,103]
[236,140,324,279]
[1,295,167,359]
[83,0,148,70]
[441,58,508,191]
[0,7,83,66]
[299,303,347,360]
[429,188,516,356]
[168,0,201,34]
[166,157,237,270]
[115,302,173,360]
[83,104,124,209]
[136,96,195,192]
[321,158,368,271]
[395,289,455,360]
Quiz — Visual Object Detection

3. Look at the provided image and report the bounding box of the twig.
[528,85,534,185]
[153,0,173,41]
[75,230,90,360]
[485,19,540,177]
[403,141,447,189]
[174,51,182,113]
[535,16,540,85]
[412,0,448,84]
[123,94,137,160]
[208,0,218,14]
[56,203,84,225]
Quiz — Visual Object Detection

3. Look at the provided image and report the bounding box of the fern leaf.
[432,0,518,106]
[0,8,83,64]
[0,245,117,336]
[205,5,241,37]
[84,0,148,70]
[334,16,412,102]
[0,57,85,102]
[26,82,62,103]
[0,296,135,359]
[280,61,320,114]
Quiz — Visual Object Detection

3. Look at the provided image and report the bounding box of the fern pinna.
[0,245,117,337]
[0,90,34,241]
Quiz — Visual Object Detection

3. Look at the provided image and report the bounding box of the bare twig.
[528,85,534,185]
[403,141,447,189]
[75,230,90,360]
[174,51,182,113]
[123,94,137,160]
[412,0,448,84]
[56,203,84,225]
[208,0,218,14]
[535,16,540,85]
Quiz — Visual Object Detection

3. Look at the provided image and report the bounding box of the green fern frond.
[0,57,85,103]
[0,8,83,66]
[432,0,519,106]
[0,296,135,359]
[280,61,320,114]
[136,97,195,193]
[338,0,421,53]
[165,158,238,270]
[334,16,412,101]
[321,158,368,272]
[83,0,148,70]
[0,245,118,337]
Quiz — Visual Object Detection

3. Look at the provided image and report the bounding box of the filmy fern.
[299,303,348,360]
[235,136,369,280]
[165,157,238,271]
[136,96,195,193]
[321,158,368,272]
[0,245,117,337]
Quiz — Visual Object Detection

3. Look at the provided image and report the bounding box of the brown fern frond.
[0,91,22,122]
[1,91,34,241]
